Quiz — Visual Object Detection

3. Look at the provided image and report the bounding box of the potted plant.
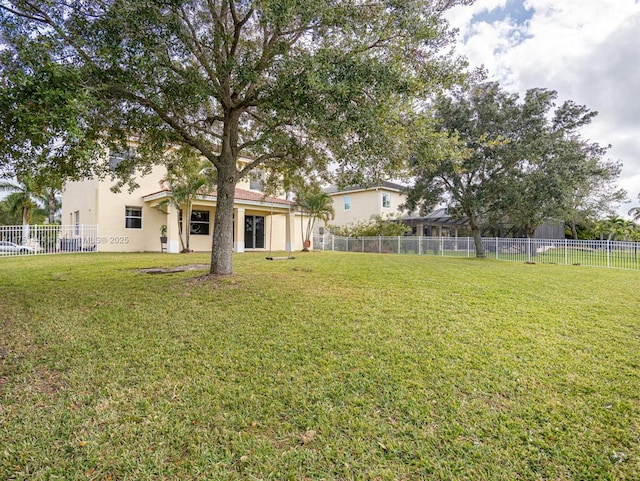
[160,224,168,248]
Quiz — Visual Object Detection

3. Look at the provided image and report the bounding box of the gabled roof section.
[324,181,407,195]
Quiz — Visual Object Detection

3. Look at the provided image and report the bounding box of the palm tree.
[595,216,638,241]
[0,175,47,242]
[628,194,640,223]
[0,177,38,224]
[158,151,216,252]
[296,189,335,252]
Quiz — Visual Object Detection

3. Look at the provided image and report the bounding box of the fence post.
[496,238,499,260]
[564,239,567,266]
[607,240,610,268]
[419,236,422,255]
[440,236,444,256]
[527,237,531,263]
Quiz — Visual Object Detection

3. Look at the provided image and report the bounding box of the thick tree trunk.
[210,155,237,276]
[570,221,578,240]
[472,227,485,258]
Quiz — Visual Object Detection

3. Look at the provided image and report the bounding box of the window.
[125,206,142,229]
[74,210,80,235]
[109,148,135,171]
[249,170,264,191]
[382,192,391,208]
[190,210,210,235]
[344,196,351,211]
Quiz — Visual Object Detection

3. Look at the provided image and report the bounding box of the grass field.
[1,251,639,480]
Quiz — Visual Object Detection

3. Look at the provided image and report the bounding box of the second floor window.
[109,148,135,171]
[344,196,351,210]
[249,170,264,191]
[382,192,391,208]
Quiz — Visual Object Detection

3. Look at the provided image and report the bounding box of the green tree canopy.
[404,80,521,257]
[0,174,47,226]
[404,78,625,257]
[0,0,471,275]
[594,216,639,242]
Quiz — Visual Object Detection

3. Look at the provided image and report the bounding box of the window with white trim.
[382,192,391,208]
[125,206,142,229]
[249,170,264,191]
[344,195,351,211]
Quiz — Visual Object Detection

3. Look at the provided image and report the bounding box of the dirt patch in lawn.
[137,264,209,274]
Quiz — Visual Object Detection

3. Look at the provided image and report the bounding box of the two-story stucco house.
[324,181,407,230]
[61,155,306,253]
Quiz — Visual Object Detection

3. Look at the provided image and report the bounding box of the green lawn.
[1,252,639,480]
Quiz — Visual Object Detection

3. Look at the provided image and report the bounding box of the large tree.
[404,80,521,257]
[0,0,470,275]
[498,91,626,239]
[556,157,627,240]
[405,79,624,257]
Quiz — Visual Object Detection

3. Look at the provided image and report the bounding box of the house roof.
[324,181,407,195]
[402,207,470,226]
[142,188,295,207]
[233,188,295,205]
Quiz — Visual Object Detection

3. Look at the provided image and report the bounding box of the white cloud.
[446,0,640,216]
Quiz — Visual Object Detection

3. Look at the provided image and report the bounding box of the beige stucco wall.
[164,205,305,253]
[330,188,406,227]
[95,165,167,252]
[61,164,308,253]
[61,177,99,226]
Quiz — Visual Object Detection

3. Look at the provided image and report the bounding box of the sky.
[2,1,638,217]
[444,0,640,217]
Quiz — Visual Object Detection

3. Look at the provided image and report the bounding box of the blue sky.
[470,0,533,33]
[446,0,640,217]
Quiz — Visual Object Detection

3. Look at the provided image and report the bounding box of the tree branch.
[176,6,222,98]
[108,86,222,170]
[239,153,285,178]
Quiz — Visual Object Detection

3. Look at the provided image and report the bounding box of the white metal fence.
[0,224,99,256]
[313,234,640,271]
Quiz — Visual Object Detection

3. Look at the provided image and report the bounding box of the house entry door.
[245,216,265,249]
